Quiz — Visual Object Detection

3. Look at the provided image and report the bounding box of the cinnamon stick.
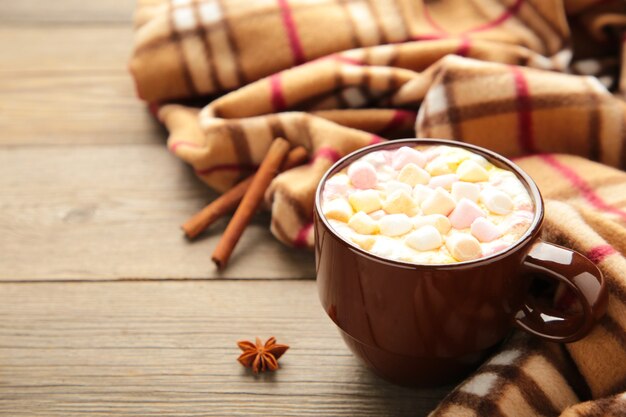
[212,138,292,269]
[182,146,307,239]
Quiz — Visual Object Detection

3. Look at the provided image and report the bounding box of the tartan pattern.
[130,0,626,415]
[130,0,573,102]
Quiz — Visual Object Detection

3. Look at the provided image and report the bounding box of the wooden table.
[0,2,450,415]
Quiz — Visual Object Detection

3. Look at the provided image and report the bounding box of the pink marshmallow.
[470,217,502,242]
[347,161,377,189]
[483,243,510,256]
[448,199,485,229]
[428,174,459,190]
[391,146,426,170]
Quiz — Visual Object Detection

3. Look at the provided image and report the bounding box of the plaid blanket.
[129,0,626,415]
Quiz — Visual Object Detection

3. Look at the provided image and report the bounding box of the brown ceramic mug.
[314,139,608,386]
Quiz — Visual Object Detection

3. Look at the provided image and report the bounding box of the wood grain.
[0,145,315,280]
[0,26,166,146]
[0,1,135,23]
[0,280,450,416]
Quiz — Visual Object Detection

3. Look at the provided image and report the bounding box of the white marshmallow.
[348,212,378,235]
[379,214,413,236]
[383,190,416,215]
[448,199,485,230]
[445,234,482,262]
[369,209,386,220]
[406,225,443,251]
[425,158,455,176]
[451,182,480,202]
[398,163,431,186]
[469,153,490,168]
[349,189,382,213]
[383,180,413,196]
[428,174,459,190]
[480,188,514,215]
[350,234,376,251]
[421,188,457,216]
[361,150,387,168]
[456,159,489,182]
[412,214,452,234]
[470,217,502,242]
[322,198,353,222]
[370,237,397,258]
[413,184,435,205]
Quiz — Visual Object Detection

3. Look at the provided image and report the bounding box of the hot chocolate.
[321,144,535,264]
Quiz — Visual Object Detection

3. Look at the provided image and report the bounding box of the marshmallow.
[351,234,376,251]
[413,214,452,234]
[369,209,386,220]
[383,180,413,196]
[323,173,350,200]
[348,189,382,213]
[348,212,379,235]
[425,158,455,176]
[480,188,514,215]
[348,161,377,189]
[456,159,489,182]
[379,214,413,236]
[413,184,435,205]
[445,234,482,262]
[448,199,485,229]
[513,195,534,212]
[423,147,442,162]
[383,190,416,215]
[469,153,490,168]
[361,150,388,168]
[428,174,459,190]
[370,238,397,258]
[470,217,502,242]
[376,164,397,182]
[322,198,353,222]
[406,225,443,251]
[398,163,430,186]
[391,146,426,170]
[451,182,480,202]
[421,188,457,216]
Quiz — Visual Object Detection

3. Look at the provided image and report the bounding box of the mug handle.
[514,240,608,343]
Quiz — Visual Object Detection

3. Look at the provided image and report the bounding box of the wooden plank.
[0,26,168,146]
[0,280,450,416]
[0,144,315,280]
[0,1,135,24]
[0,26,132,72]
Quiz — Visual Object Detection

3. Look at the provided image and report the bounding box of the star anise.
[237,337,289,373]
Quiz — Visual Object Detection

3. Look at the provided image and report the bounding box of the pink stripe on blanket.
[294,222,313,247]
[466,0,525,33]
[586,244,617,263]
[381,110,417,134]
[277,0,306,65]
[195,163,258,176]
[456,36,471,57]
[169,141,201,153]
[421,0,524,35]
[270,73,287,112]
[539,154,626,220]
[510,66,536,154]
[313,147,342,163]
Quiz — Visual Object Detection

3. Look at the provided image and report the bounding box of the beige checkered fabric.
[130,0,626,415]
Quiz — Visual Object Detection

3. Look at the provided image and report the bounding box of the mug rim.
[314,138,545,270]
